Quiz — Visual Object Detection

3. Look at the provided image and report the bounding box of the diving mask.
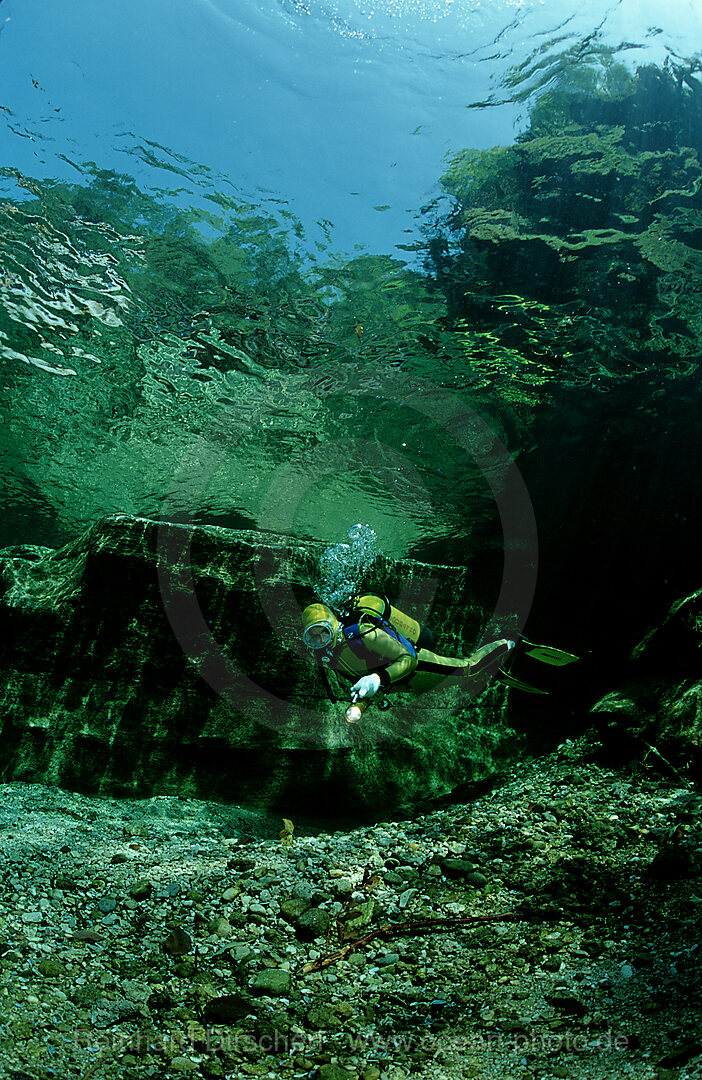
[302,621,334,650]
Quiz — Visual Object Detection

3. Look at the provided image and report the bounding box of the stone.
[295,907,332,941]
[0,719,692,1080]
[209,916,234,938]
[375,952,400,967]
[170,1057,198,1073]
[340,900,374,933]
[202,994,253,1024]
[279,897,312,922]
[53,875,78,891]
[591,587,702,770]
[128,880,153,901]
[314,1064,358,1080]
[163,927,192,956]
[657,1043,702,1071]
[230,943,257,964]
[646,846,696,881]
[38,959,66,977]
[545,993,587,1017]
[201,1061,225,1079]
[306,1004,342,1030]
[248,968,291,996]
[72,928,102,943]
[440,858,477,878]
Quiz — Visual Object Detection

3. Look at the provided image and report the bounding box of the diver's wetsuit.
[331,606,510,694]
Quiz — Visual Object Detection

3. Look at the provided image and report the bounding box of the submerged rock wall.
[591,587,702,775]
[0,515,520,814]
[427,64,702,689]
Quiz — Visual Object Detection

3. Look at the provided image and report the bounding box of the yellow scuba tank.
[353,594,432,650]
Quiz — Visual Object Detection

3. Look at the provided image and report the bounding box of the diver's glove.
[350,673,381,703]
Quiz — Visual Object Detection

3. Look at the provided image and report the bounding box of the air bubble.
[317,523,378,614]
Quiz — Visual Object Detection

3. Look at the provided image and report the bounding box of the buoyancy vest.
[341,595,417,664]
[315,594,430,695]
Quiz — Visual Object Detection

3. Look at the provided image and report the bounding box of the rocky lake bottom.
[1,731,700,1080]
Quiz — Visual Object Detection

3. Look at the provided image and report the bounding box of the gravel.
[1,731,701,1080]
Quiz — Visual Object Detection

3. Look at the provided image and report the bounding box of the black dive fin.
[520,638,579,667]
[496,669,549,695]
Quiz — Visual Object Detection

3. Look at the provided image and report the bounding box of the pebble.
[202,994,251,1023]
[0,736,697,1080]
[296,907,332,940]
[129,879,153,901]
[441,857,477,877]
[315,1064,358,1080]
[163,926,193,956]
[375,951,400,967]
[38,959,65,977]
[307,1003,342,1029]
[248,968,291,996]
[209,916,233,937]
[279,897,312,921]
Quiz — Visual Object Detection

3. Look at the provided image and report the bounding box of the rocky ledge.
[0,514,517,814]
[1,732,700,1080]
[591,586,702,777]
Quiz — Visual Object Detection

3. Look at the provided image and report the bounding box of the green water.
[2,58,702,574]
[0,169,505,558]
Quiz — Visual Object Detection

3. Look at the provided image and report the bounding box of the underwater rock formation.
[433,64,702,378]
[0,515,519,814]
[423,62,702,674]
[590,587,702,775]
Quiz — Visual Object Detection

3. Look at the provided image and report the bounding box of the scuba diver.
[301,594,578,722]
[302,594,515,721]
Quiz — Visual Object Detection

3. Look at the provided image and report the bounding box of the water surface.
[1,0,701,564]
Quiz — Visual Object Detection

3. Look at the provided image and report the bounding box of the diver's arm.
[362,626,418,686]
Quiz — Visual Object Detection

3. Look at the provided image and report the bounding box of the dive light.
[345,699,370,724]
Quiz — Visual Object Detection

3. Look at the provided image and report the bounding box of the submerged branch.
[303,909,520,973]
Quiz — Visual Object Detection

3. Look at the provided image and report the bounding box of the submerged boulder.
[590,587,702,773]
[0,515,520,813]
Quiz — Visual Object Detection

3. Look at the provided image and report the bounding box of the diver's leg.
[466,638,515,676]
[404,640,514,693]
